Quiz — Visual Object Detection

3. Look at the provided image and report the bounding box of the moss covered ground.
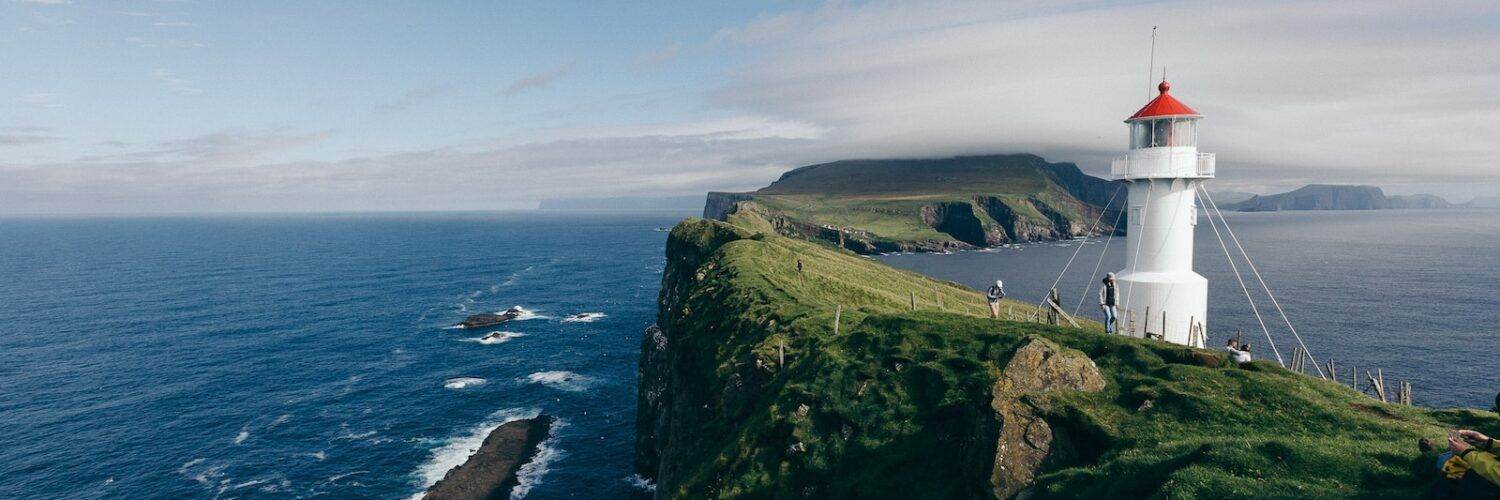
[644,218,1496,498]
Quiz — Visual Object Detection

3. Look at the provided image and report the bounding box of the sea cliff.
[634,217,1496,498]
[703,154,1123,254]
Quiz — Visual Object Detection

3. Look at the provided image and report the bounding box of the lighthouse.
[1112,80,1214,347]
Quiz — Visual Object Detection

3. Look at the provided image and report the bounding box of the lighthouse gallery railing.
[1111,152,1215,179]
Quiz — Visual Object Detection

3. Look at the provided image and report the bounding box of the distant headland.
[703,154,1122,254]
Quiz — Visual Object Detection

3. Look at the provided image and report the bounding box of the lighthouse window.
[1172,119,1197,147]
[1151,119,1173,147]
[1130,206,1142,226]
[1130,122,1150,149]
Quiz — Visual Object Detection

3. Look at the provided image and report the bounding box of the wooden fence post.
[909,291,916,311]
[833,305,841,335]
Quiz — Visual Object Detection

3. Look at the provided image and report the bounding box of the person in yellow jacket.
[1450,429,1499,487]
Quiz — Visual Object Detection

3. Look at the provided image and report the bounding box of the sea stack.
[423,415,554,500]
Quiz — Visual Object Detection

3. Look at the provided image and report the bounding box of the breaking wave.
[443,377,487,389]
[510,418,566,499]
[462,331,524,345]
[560,312,606,323]
[522,371,594,392]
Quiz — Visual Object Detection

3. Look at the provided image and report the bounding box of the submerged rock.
[990,337,1106,499]
[423,415,554,500]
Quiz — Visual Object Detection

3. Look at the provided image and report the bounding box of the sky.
[2,0,1497,213]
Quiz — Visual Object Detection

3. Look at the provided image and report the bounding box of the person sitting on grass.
[1224,338,1251,364]
[1452,430,1500,487]
[1420,430,1500,498]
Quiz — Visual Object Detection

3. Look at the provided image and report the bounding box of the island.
[704,154,1122,254]
[424,415,554,500]
[1227,184,1453,212]
[634,216,1497,497]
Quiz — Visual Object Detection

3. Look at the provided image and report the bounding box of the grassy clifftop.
[705,154,1123,254]
[636,218,1496,498]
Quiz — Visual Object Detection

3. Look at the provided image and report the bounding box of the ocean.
[1,209,1495,498]
[879,209,1500,409]
[0,212,683,499]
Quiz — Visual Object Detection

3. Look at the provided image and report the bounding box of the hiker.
[1098,273,1118,334]
[987,280,1006,319]
[796,259,803,273]
[1238,342,1253,362]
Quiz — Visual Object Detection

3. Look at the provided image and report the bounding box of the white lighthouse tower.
[1112,80,1214,347]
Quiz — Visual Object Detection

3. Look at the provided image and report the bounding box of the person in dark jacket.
[987,280,1006,319]
[1098,273,1118,334]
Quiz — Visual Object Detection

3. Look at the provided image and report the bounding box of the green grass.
[642,218,1497,498]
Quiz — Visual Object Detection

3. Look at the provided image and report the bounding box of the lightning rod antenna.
[1147,26,1158,100]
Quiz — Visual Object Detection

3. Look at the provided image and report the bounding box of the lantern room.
[1126,81,1201,150]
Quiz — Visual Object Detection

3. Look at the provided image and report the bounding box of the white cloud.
[20,92,63,108]
[708,0,1500,191]
[152,20,194,27]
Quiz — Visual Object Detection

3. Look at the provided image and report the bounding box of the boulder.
[990,338,1106,498]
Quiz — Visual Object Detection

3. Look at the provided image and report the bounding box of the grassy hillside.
[705,154,1123,254]
[636,218,1497,498]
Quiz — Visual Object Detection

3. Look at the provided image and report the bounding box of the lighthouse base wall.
[1115,270,1207,347]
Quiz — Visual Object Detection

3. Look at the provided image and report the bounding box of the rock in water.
[459,307,524,329]
[989,337,1105,499]
[424,415,554,500]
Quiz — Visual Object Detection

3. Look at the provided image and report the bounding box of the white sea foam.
[410,407,542,497]
[234,427,249,445]
[462,331,525,345]
[522,371,594,392]
[444,377,487,389]
[510,419,565,499]
[625,473,657,492]
[306,450,327,461]
[560,312,606,323]
[508,306,547,321]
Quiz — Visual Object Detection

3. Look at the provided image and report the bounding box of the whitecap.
[522,371,594,392]
[511,419,566,499]
[462,331,524,345]
[306,451,327,461]
[410,407,542,496]
[234,427,249,445]
[560,312,606,323]
[444,377,487,389]
[268,414,291,429]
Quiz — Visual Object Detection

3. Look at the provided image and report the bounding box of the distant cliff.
[1228,184,1453,212]
[702,154,1123,254]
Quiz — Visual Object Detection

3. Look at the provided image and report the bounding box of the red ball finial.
[1158,80,1171,93]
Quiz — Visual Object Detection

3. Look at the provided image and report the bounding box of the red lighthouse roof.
[1126,80,1200,121]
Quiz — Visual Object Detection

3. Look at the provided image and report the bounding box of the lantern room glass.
[1129,118,1197,149]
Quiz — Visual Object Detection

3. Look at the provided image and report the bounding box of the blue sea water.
[2,209,1496,499]
[0,212,685,499]
[880,209,1500,409]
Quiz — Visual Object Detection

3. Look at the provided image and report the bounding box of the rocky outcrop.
[990,338,1106,499]
[424,415,554,500]
[920,202,991,247]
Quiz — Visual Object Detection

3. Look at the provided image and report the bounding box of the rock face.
[1228,184,1453,212]
[423,415,554,500]
[989,338,1106,499]
[703,154,1124,254]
